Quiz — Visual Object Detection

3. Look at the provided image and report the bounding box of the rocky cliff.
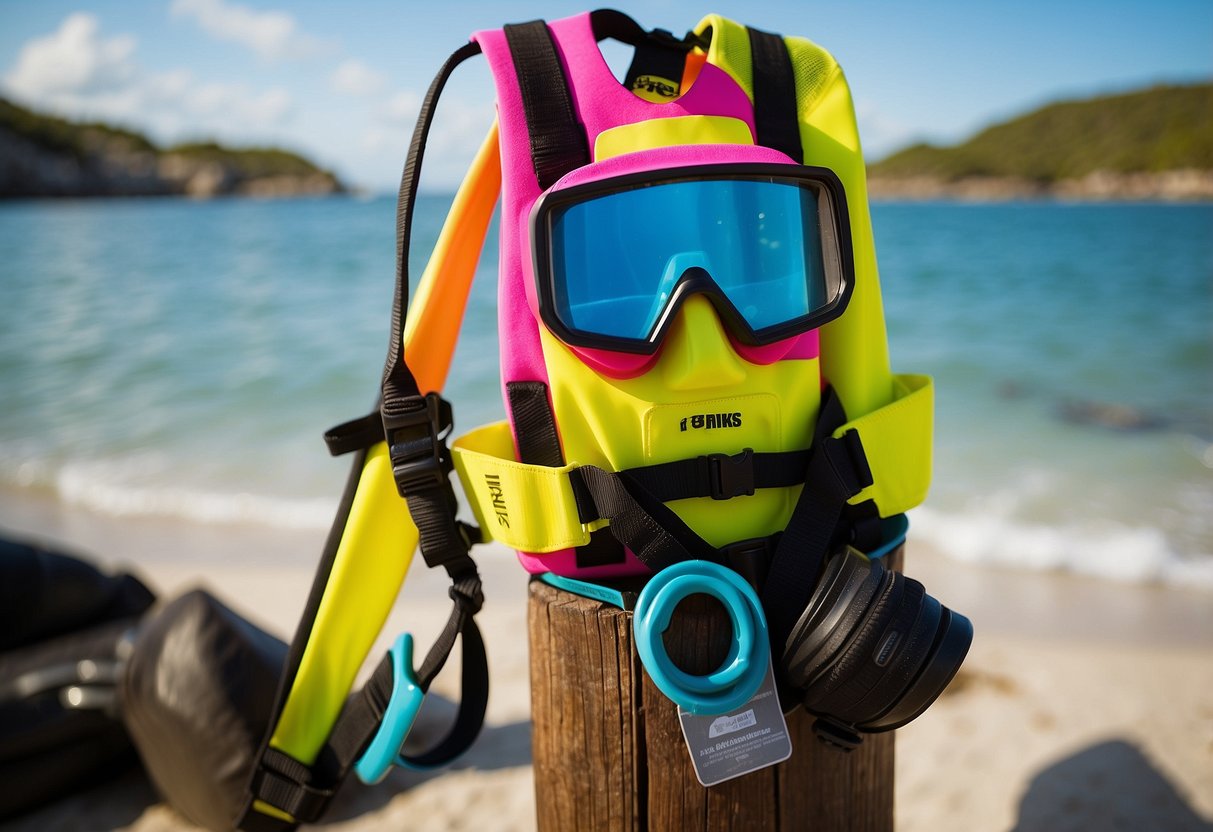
[1,98,344,199]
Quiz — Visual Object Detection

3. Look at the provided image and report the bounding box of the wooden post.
[528,559,899,832]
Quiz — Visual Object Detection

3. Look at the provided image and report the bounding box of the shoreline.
[2,492,1212,830]
[3,486,1210,649]
[867,169,1213,202]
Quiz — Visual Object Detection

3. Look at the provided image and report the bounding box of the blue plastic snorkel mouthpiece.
[633,561,769,715]
[353,633,426,785]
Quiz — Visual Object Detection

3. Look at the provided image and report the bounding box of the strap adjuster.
[720,533,779,590]
[812,715,864,752]
[383,393,452,497]
[706,448,756,500]
[822,430,873,498]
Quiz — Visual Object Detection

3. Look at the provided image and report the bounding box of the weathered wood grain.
[528,550,902,831]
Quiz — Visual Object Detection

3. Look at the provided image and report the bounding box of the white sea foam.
[910,505,1213,591]
[0,450,337,531]
[56,472,336,530]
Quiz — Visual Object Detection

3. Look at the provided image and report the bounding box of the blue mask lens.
[539,168,850,351]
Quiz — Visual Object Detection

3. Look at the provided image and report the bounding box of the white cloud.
[330,59,385,96]
[183,83,294,131]
[1,14,294,144]
[362,92,494,190]
[169,0,326,61]
[4,13,136,99]
[378,90,420,124]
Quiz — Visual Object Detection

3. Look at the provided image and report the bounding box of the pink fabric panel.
[472,29,551,399]
[515,547,649,579]
[547,14,756,148]
[551,142,796,187]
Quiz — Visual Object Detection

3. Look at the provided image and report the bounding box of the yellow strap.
[836,374,933,516]
[451,422,595,553]
[453,375,932,554]
[265,121,501,774]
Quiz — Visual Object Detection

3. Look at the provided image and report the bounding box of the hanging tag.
[677,657,792,787]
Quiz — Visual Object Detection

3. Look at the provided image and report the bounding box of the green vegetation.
[1,96,337,182]
[0,96,155,158]
[164,142,335,179]
[869,83,1213,182]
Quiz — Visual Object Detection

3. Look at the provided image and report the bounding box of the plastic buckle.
[354,633,426,785]
[706,448,756,500]
[383,394,450,497]
[827,430,873,496]
[720,535,776,591]
[812,716,864,752]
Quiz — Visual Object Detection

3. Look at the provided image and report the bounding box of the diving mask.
[529,162,856,356]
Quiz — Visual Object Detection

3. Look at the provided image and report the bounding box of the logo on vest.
[632,75,679,98]
[680,412,743,432]
[485,473,509,529]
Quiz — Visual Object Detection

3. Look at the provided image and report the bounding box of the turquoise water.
[1,196,1210,587]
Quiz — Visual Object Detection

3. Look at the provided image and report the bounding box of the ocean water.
[1,196,1210,589]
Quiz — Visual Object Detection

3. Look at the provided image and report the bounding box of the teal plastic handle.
[633,561,769,715]
[353,633,425,785]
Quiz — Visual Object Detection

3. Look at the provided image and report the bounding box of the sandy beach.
[2,491,1211,831]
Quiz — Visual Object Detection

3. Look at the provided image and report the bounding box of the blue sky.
[2,1,1209,192]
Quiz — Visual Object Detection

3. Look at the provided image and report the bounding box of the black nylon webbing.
[502,20,590,190]
[382,40,481,420]
[621,449,811,504]
[324,411,384,456]
[747,27,803,163]
[249,590,489,825]
[506,381,565,467]
[573,466,717,572]
[575,527,627,569]
[761,390,872,658]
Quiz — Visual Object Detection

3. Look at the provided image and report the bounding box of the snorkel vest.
[240,11,943,830]
[454,12,932,576]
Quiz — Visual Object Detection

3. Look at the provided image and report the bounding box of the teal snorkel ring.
[633,560,769,715]
[353,633,426,785]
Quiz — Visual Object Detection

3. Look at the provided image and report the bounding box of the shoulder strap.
[501,20,590,189]
[747,26,803,163]
[241,40,493,832]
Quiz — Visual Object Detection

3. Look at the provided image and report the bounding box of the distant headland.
[5,81,1211,201]
[0,97,344,199]
[866,82,1213,201]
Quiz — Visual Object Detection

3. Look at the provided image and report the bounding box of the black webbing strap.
[747,26,803,163]
[572,465,718,572]
[506,381,565,467]
[760,389,873,659]
[505,380,628,569]
[320,580,488,771]
[618,448,812,505]
[622,25,691,99]
[576,527,627,569]
[246,588,488,826]
[381,40,481,444]
[324,411,384,456]
[502,20,591,190]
